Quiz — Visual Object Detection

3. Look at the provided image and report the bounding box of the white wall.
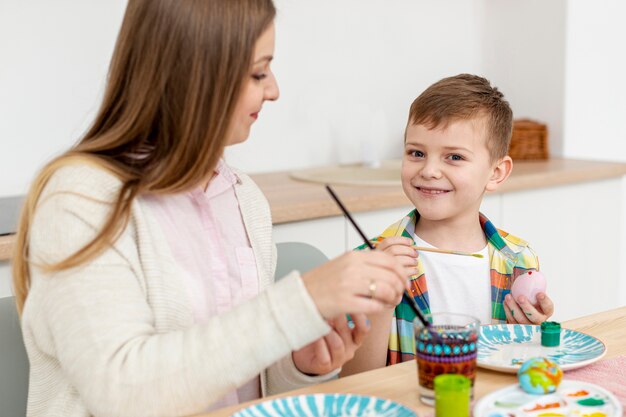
[561,0,626,308]
[563,0,626,163]
[0,0,127,197]
[481,0,567,157]
[0,0,567,196]
[226,0,568,173]
[226,0,486,172]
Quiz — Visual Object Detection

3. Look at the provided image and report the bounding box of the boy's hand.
[292,313,369,376]
[375,236,418,280]
[504,292,554,324]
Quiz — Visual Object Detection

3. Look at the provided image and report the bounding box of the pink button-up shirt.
[145,160,260,411]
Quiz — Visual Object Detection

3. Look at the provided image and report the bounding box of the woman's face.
[227,23,279,145]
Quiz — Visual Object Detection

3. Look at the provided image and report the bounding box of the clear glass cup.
[413,313,480,405]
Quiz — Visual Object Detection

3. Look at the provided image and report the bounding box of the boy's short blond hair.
[407,74,513,161]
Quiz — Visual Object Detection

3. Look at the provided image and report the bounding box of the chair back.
[275,242,328,281]
[0,296,29,417]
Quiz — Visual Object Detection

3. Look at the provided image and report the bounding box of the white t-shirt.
[411,233,492,325]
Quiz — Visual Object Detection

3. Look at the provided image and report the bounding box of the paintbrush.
[325,185,430,328]
[412,245,484,258]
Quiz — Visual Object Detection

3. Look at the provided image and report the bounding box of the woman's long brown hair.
[13,0,276,314]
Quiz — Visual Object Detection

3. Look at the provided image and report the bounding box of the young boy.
[341,74,554,375]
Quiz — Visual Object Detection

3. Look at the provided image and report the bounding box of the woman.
[12,1,407,416]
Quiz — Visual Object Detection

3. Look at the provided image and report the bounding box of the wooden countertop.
[200,306,626,417]
[1,158,626,262]
[255,158,626,224]
[0,235,13,262]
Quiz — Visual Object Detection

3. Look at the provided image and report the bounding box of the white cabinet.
[273,178,625,322]
[499,178,622,321]
[274,216,346,259]
[0,262,11,298]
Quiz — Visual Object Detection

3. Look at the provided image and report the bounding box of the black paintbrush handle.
[325,185,374,249]
[325,185,430,328]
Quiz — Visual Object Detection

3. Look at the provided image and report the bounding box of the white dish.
[474,380,622,417]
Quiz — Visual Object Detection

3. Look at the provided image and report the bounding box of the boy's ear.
[485,156,513,192]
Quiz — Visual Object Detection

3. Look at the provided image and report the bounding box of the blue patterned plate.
[231,394,417,417]
[478,324,606,373]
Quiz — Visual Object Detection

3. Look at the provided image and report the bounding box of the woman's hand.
[504,292,554,324]
[292,314,369,376]
[301,250,408,318]
[374,237,418,279]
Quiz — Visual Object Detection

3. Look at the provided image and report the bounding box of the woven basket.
[509,119,549,160]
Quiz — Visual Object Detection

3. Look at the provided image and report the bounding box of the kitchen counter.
[1,158,626,261]
[253,158,626,223]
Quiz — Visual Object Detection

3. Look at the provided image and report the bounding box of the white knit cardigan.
[21,164,333,417]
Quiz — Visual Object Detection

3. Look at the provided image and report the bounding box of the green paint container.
[434,374,470,417]
[541,321,561,347]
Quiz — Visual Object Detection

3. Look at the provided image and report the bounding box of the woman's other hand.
[292,314,369,376]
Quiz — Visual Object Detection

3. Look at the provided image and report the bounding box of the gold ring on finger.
[368,280,377,299]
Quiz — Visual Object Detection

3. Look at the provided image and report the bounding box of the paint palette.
[478,324,606,373]
[474,380,622,417]
[231,394,417,417]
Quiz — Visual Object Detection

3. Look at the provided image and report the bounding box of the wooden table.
[201,306,626,416]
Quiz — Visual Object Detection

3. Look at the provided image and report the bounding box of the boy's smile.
[414,185,452,197]
[402,117,511,236]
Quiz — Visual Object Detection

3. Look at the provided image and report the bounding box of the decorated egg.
[511,270,546,305]
[517,357,563,395]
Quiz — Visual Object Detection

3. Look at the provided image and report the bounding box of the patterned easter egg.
[517,357,563,394]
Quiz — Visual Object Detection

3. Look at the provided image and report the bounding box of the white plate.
[231,393,417,417]
[478,324,606,373]
[474,380,623,417]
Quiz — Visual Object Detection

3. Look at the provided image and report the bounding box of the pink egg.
[511,271,547,305]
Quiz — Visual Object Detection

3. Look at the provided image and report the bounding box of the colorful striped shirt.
[356,209,539,365]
